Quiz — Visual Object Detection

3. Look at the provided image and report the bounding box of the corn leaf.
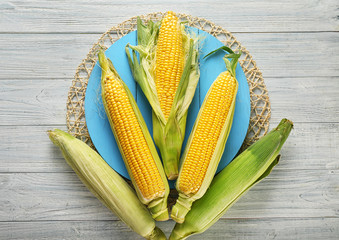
[169,119,293,240]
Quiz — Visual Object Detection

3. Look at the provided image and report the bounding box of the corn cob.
[169,119,293,239]
[171,47,240,223]
[156,11,185,119]
[47,129,166,240]
[126,12,200,179]
[99,49,169,221]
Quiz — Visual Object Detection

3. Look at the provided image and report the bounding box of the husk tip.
[282,118,294,127]
[276,118,294,133]
[47,128,61,139]
[47,129,72,145]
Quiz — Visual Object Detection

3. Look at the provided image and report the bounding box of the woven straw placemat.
[66,12,271,152]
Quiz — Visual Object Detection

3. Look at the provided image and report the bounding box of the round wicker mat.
[66,12,271,153]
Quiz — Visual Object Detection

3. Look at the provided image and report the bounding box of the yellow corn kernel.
[126,15,200,180]
[171,57,238,223]
[104,75,165,200]
[156,11,185,119]
[178,71,237,194]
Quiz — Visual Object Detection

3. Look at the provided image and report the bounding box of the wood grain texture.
[0,76,338,126]
[0,0,338,33]
[0,218,338,240]
[1,33,339,79]
[0,34,96,80]
[235,32,339,78]
[0,123,338,173]
[0,0,338,239]
[0,79,69,125]
[0,170,337,221]
[266,77,339,123]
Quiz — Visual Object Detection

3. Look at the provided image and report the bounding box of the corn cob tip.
[204,46,241,78]
[47,129,72,145]
[47,129,55,139]
[277,118,294,130]
[166,10,176,15]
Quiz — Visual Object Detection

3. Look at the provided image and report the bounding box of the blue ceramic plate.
[84,28,251,187]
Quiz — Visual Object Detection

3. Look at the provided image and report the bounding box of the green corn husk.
[48,129,166,240]
[171,48,241,223]
[169,119,293,240]
[126,17,200,180]
[99,50,170,221]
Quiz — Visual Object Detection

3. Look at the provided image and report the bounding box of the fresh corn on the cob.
[126,12,200,180]
[169,119,293,240]
[47,129,167,240]
[156,11,185,120]
[171,47,240,223]
[99,50,169,221]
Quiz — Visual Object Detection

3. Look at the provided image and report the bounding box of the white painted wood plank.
[0,76,338,125]
[234,32,339,78]
[0,34,97,80]
[1,33,338,80]
[0,170,337,221]
[0,1,337,239]
[0,79,69,126]
[0,122,338,173]
[1,0,338,33]
[266,77,339,123]
[176,218,339,240]
[0,218,338,240]
[0,220,147,240]
[0,125,70,173]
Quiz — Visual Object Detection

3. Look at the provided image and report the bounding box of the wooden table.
[0,1,338,239]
